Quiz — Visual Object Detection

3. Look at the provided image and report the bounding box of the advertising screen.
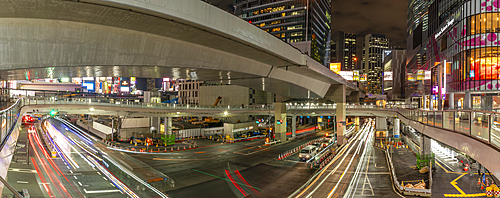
[82,82,94,91]
[471,57,500,80]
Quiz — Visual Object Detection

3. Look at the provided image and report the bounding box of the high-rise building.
[233,0,331,66]
[362,34,389,94]
[330,31,357,71]
[405,0,500,110]
[382,49,407,99]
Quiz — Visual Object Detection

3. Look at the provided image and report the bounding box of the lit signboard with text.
[329,63,341,74]
[338,71,353,81]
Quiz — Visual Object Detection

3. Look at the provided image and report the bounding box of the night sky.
[207,0,407,49]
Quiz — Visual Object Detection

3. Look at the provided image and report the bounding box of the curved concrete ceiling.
[0,0,355,99]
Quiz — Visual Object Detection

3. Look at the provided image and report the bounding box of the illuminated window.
[272,27,281,32]
[287,25,303,30]
[470,13,500,35]
[291,32,302,37]
[281,33,285,38]
[271,20,281,25]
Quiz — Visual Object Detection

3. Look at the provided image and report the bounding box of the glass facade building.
[406,0,500,110]
[331,31,357,71]
[234,0,331,65]
[363,34,389,94]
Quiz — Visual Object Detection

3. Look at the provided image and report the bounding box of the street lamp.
[89,107,95,112]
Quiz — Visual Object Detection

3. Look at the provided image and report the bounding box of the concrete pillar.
[485,95,493,111]
[336,102,346,145]
[163,117,172,136]
[464,92,471,109]
[449,93,454,109]
[157,117,161,135]
[394,118,400,138]
[423,96,427,109]
[150,117,153,133]
[291,115,297,138]
[354,117,360,132]
[275,102,287,141]
[420,135,432,156]
[429,96,434,110]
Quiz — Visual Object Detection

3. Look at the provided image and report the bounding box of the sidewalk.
[5,124,44,197]
[390,145,430,190]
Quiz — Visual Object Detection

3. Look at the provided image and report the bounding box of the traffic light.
[277,119,283,124]
[49,109,58,117]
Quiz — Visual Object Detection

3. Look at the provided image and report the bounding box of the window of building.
[272,27,281,32]
[287,25,303,30]
[469,12,500,35]
[291,32,302,37]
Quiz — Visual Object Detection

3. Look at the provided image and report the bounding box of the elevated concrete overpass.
[0,0,358,101]
[19,98,500,180]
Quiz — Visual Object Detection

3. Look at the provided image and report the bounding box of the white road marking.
[83,189,121,194]
[16,181,28,184]
[103,177,108,181]
[78,182,82,186]
[74,176,78,180]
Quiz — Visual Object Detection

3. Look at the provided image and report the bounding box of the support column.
[394,118,400,139]
[354,117,360,132]
[438,63,443,110]
[423,96,427,109]
[167,117,172,135]
[275,102,287,142]
[420,135,432,156]
[449,93,454,109]
[429,96,434,110]
[336,102,346,145]
[464,92,471,109]
[291,115,297,138]
[157,117,161,135]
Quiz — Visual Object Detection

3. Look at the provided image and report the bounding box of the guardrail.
[385,147,431,197]
[0,97,26,198]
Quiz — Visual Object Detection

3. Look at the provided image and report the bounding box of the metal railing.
[22,96,275,111]
[0,97,27,198]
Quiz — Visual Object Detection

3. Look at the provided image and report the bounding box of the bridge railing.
[22,96,275,111]
[0,97,28,198]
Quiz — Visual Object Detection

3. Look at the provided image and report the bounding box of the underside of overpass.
[0,0,358,101]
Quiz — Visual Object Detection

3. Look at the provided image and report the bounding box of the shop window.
[470,12,500,35]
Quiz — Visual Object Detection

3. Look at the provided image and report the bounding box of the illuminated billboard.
[384,72,393,81]
[338,71,353,81]
[353,70,360,81]
[329,63,341,74]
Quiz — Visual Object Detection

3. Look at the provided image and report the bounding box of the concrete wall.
[199,85,250,106]
[121,118,149,128]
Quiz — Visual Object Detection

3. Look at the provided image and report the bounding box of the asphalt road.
[128,129,330,198]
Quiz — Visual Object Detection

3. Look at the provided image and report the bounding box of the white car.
[299,145,318,161]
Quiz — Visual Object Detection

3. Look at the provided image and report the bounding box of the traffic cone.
[135,142,137,147]
[156,144,158,147]
[171,147,173,152]
[130,140,133,144]
[189,145,192,149]
[164,147,167,152]
[177,147,180,151]
[183,146,186,150]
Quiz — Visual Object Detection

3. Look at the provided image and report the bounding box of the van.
[299,145,318,161]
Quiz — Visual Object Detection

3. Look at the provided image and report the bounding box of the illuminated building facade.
[363,34,389,94]
[234,0,331,66]
[406,0,500,110]
[331,31,357,71]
